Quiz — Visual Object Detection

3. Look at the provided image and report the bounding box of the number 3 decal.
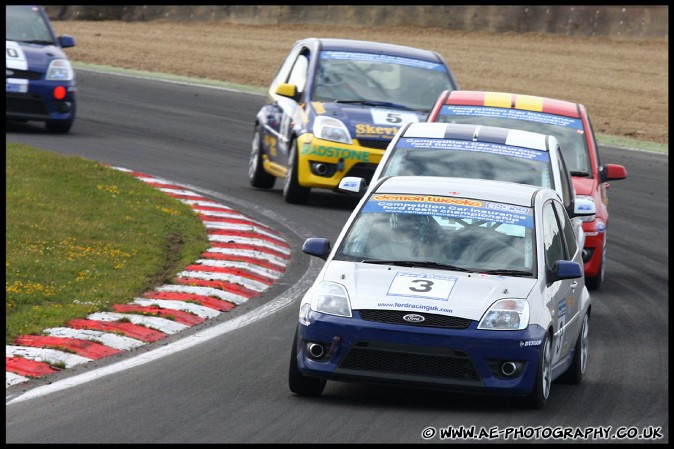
[387,272,456,300]
[409,279,433,292]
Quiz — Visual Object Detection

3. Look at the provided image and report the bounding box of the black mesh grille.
[359,309,472,329]
[5,95,49,115]
[339,342,480,381]
[357,138,391,150]
[344,162,378,182]
[6,70,42,81]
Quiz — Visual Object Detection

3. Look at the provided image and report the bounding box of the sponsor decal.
[321,51,448,72]
[396,137,550,162]
[311,101,326,114]
[302,144,371,162]
[6,79,28,93]
[364,195,534,228]
[439,105,584,130]
[341,179,359,189]
[596,220,606,233]
[557,298,567,317]
[355,123,399,138]
[485,202,530,215]
[372,194,482,206]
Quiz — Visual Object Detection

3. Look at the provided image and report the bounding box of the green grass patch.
[6,143,209,344]
[596,133,668,154]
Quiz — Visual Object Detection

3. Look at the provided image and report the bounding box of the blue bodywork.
[295,312,571,396]
[6,5,77,132]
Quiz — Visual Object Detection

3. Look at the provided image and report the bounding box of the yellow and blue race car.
[249,38,459,204]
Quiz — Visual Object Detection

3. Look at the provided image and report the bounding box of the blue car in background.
[6,4,77,133]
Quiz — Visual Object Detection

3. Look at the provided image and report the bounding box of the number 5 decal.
[371,109,419,126]
[386,112,402,124]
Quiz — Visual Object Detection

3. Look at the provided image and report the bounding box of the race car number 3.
[387,272,457,301]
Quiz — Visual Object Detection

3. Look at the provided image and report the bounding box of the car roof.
[373,175,545,208]
[401,122,554,152]
[444,90,582,119]
[298,37,444,61]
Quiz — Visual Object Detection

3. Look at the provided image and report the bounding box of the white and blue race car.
[6,5,77,133]
[290,175,592,408]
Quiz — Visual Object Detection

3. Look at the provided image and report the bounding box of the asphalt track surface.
[5,68,669,443]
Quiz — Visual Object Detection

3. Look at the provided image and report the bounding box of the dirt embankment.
[51,20,668,145]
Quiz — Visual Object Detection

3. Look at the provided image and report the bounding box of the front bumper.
[295,133,386,190]
[5,83,76,124]
[296,311,547,395]
[581,219,606,277]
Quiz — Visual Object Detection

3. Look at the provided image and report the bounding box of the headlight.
[311,281,352,317]
[313,116,353,145]
[46,59,74,81]
[576,195,596,223]
[478,299,529,330]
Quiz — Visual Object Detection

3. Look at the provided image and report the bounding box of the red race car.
[427,90,627,289]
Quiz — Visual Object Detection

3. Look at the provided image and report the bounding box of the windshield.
[6,5,55,44]
[335,193,536,274]
[312,50,454,111]
[381,137,554,188]
[434,105,591,174]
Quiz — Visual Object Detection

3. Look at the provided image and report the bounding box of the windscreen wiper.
[362,259,473,272]
[479,269,533,277]
[333,100,414,110]
[20,40,55,45]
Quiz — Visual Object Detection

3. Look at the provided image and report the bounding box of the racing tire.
[283,139,310,204]
[585,237,606,290]
[249,125,276,189]
[526,334,552,409]
[558,313,589,385]
[45,120,73,133]
[288,327,326,397]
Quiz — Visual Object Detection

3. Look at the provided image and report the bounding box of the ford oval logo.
[402,313,425,323]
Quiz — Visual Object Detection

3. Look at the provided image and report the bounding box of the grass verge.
[5,143,209,344]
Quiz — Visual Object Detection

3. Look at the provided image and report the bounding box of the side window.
[585,113,602,170]
[287,52,309,95]
[272,46,302,87]
[542,201,565,270]
[555,145,574,210]
[552,200,578,259]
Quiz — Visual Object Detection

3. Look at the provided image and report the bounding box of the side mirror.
[600,164,627,183]
[58,35,75,48]
[547,260,583,285]
[337,176,367,196]
[302,238,331,260]
[571,196,596,220]
[275,83,297,99]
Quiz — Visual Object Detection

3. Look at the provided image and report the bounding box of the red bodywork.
[427,90,627,289]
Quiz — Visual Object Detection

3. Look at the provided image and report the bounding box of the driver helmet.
[389,213,431,243]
